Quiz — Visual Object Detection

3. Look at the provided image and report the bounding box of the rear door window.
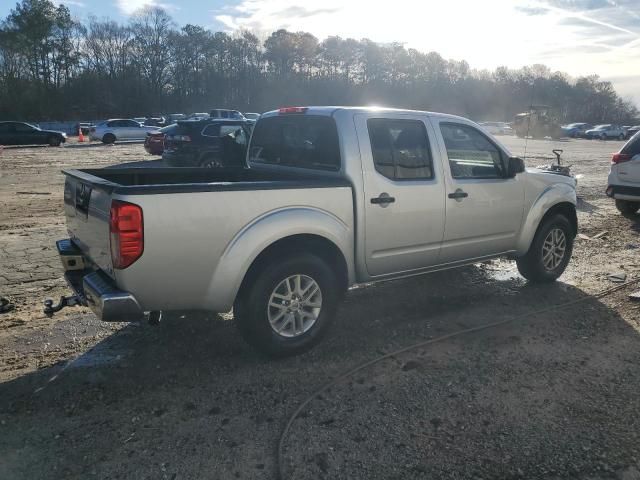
[249,116,340,170]
[367,118,433,180]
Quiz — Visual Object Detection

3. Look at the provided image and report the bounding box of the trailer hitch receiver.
[43,295,82,317]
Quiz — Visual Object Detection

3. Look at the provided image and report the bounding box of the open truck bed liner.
[62,167,350,195]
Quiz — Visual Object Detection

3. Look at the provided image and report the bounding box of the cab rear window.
[249,116,340,170]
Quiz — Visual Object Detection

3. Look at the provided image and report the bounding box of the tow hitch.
[43,295,82,317]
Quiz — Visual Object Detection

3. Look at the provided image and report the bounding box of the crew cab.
[55,107,578,357]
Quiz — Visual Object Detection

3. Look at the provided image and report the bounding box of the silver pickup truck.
[54,106,577,356]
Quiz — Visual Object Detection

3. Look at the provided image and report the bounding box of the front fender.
[204,207,354,312]
[515,183,577,255]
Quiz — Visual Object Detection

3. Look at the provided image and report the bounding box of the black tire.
[616,199,640,216]
[48,136,61,147]
[234,253,341,357]
[619,134,625,140]
[199,154,223,168]
[516,214,574,283]
[102,133,116,144]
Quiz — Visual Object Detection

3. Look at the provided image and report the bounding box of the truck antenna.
[522,80,536,161]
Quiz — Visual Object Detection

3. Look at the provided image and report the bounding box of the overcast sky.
[4,0,639,105]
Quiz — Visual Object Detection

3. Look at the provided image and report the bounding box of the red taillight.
[109,200,143,269]
[278,107,308,114]
[612,153,632,164]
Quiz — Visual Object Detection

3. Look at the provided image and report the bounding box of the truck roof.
[261,106,470,123]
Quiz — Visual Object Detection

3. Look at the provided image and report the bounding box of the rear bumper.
[606,184,640,201]
[57,239,144,322]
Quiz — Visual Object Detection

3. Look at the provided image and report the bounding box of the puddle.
[476,261,525,284]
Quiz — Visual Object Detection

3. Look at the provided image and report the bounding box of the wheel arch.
[237,234,350,301]
[205,207,354,312]
[516,185,577,255]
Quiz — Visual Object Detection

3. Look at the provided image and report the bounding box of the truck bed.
[63,167,350,195]
[62,165,355,312]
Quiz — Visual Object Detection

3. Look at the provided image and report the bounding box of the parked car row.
[135,110,260,128]
[561,122,638,140]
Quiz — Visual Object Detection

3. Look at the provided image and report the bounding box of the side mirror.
[507,156,525,177]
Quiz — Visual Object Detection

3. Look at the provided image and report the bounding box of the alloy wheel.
[542,228,567,271]
[267,274,322,338]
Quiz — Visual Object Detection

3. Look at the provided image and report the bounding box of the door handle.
[370,193,395,206]
[448,189,468,200]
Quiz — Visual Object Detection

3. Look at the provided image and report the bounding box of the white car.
[90,119,160,144]
[607,131,640,215]
[585,124,626,140]
[479,121,513,135]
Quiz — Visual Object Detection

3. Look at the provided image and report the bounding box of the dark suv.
[162,119,252,167]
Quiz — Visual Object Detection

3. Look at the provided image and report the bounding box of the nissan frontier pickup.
[53,107,577,356]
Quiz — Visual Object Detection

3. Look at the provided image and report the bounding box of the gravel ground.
[0,137,639,480]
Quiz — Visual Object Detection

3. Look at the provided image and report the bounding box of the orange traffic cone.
[78,127,85,143]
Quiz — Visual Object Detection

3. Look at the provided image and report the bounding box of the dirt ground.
[1,137,639,480]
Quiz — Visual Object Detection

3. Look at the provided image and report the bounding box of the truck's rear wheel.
[234,253,340,357]
[516,214,573,283]
[616,199,640,216]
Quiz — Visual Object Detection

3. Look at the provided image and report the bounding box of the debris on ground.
[608,272,628,283]
[629,291,640,301]
[0,297,14,313]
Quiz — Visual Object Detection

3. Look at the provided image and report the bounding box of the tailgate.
[63,173,114,277]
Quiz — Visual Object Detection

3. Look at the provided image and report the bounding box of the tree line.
[0,0,637,124]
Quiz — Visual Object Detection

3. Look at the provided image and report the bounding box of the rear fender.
[205,207,354,312]
[515,183,577,255]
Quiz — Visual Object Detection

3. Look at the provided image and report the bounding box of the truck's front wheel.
[234,253,340,357]
[516,214,574,283]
